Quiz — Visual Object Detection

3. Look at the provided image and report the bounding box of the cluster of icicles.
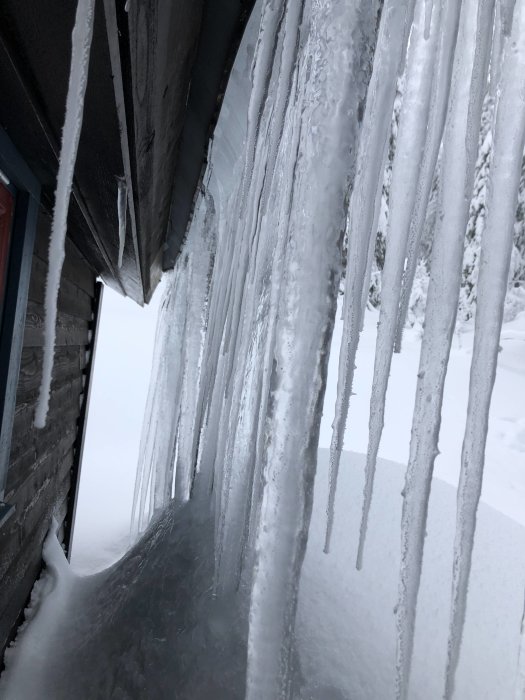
[133,0,525,697]
[37,0,525,697]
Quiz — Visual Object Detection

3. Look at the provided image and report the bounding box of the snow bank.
[2,451,524,699]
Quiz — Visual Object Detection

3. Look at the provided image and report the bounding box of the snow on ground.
[299,450,525,700]
[2,451,524,699]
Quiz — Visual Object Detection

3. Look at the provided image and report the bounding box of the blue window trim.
[0,128,40,527]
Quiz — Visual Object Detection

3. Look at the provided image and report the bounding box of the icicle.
[245,0,384,695]
[324,0,415,554]
[174,194,216,502]
[444,3,525,693]
[130,199,216,535]
[515,590,525,700]
[34,0,95,429]
[117,177,127,268]
[500,0,517,33]
[356,0,441,570]
[241,0,285,209]
[214,0,305,595]
[394,0,464,354]
[424,0,434,39]
[394,0,496,697]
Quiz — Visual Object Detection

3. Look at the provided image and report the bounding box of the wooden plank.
[28,255,94,320]
[32,216,96,298]
[7,421,77,498]
[0,448,73,585]
[127,0,204,300]
[11,376,82,447]
[14,346,86,405]
[0,452,72,583]
[0,188,39,503]
[0,552,41,657]
[0,462,71,655]
[23,300,90,348]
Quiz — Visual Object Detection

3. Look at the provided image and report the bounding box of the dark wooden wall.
[0,209,98,656]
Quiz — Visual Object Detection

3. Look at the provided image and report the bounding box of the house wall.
[0,209,98,656]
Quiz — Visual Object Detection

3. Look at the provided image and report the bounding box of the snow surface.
[2,451,525,699]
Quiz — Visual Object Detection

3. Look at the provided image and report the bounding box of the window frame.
[0,127,40,527]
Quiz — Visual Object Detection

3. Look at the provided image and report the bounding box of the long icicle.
[356,0,441,570]
[394,0,496,697]
[246,0,382,695]
[394,0,464,353]
[444,2,525,693]
[34,0,95,429]
[324,0,415,554]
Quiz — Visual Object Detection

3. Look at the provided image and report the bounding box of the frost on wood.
[34,0,95,429]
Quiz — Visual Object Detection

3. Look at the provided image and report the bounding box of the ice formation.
[34,0,95,429]
[130,0,525,695]
[445,2,525,695]
[33,0,525,695]
[117,177,127,268]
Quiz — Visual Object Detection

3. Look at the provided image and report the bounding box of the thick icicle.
[394,1,496,697]
[34,0,95,429]
[324,0,415,554]
[394,0,464,353]
[245,1,382,696]
[445,3,525,693]
[117,177,127,268]
[214,0,305,595]
[356,0,440,570]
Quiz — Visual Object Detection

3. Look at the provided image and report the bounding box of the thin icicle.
[445,3,525,693]
[174,195,216,502]
[356,0,441,570]
[395,1,496,697]
[34,0,95,429]
[241,0,285,209]
[424,0,434,38]
[515,590,525,700]
[325,0,415,554]
[394,0,464,354]
[500,0,517,33]
[117,177,127,268]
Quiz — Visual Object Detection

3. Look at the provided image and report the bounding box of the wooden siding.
[0,209,97,657]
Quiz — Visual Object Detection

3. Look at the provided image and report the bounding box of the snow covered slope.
[2,450,524,699]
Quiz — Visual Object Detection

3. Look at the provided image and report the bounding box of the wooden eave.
[0,0,255,305]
